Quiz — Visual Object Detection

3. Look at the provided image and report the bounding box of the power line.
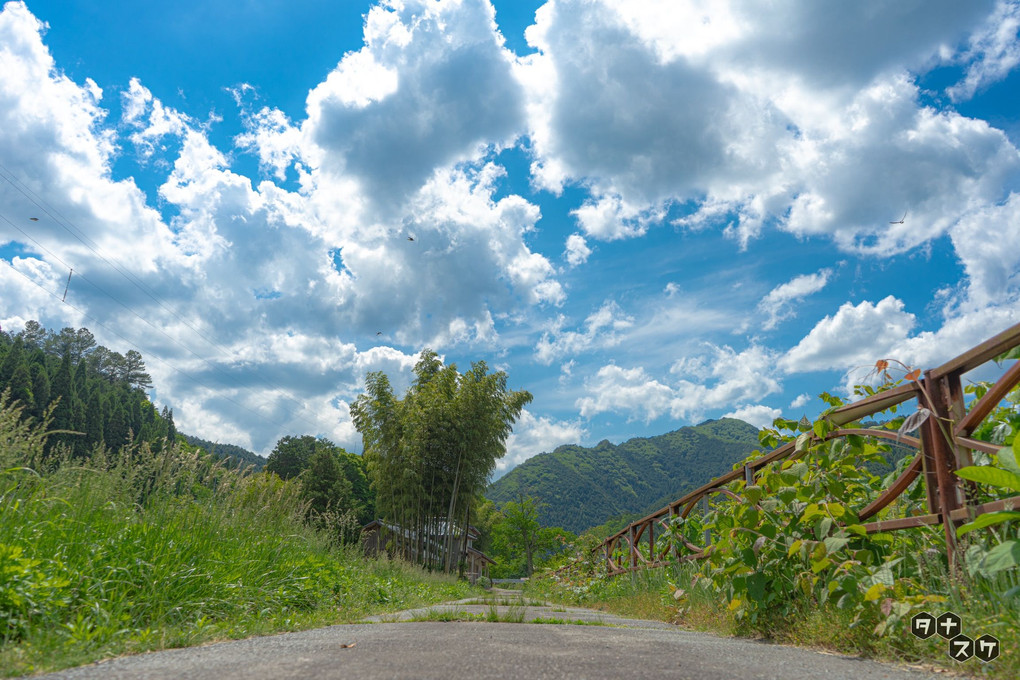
[0,256,302,435]
[0,207,328,434]
[0,166,345,438]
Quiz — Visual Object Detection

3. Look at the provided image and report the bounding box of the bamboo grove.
[351,349,531,573]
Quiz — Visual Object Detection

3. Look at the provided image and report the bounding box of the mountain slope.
[182,434,266,470]
[487,418,760,534]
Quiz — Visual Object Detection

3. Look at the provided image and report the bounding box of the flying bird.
[890,212,906,225]
[407,236,415,242]
[376,331,382,336]
[29,217,39,221]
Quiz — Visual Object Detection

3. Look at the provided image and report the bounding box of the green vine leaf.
[955,466,1020,493]
[981,540,1020,573]
[956,511,1020,537]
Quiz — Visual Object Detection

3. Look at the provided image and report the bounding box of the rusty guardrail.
[572,321,1020,578]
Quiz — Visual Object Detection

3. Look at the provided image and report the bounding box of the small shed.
[361,519,494,584]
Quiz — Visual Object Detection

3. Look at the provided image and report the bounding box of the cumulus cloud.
[577,343,781,424]
[949,0,1020,101]
[722,404,779,429]
[303,0,525,214]
[535,300,634,364]
[790,393,812,409]
[564,232,591,266]
[773,75,1020,255]
[758,269,831,330]
[780,296,916,374]
[521,0,785,237]
[949,192,1020,309]
[576,365,676,422]
[497,409,586,476]
[121,77,191,160]
[517,0,1018,260]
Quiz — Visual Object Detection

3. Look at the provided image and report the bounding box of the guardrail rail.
[575,321,1020,577]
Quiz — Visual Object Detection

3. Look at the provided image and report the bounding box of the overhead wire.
[0,165,347,439]
[0,208,329,433]
[0,256,303,435]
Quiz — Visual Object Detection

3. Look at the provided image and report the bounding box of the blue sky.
[1,0,1018,476]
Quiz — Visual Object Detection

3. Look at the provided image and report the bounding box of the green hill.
[487,418,761,534]
[181,434,266,471]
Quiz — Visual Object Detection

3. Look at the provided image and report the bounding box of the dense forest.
[0,320,176,457]
[0,321,383,536]
[487,418,761,534]
[181,434,266,470]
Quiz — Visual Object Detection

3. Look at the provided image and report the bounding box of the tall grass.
[0,394,474,676]
[534,557,1017,678]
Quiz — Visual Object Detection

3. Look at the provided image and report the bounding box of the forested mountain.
[0,321,176,456]
[181,434,266,470]
[487,418,761,534]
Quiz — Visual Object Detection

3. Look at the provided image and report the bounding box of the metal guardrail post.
[629,524,637,569]
[926,370,964,573]
[701,496,711,545]
[648,520,654,562]
[744,464,754,486]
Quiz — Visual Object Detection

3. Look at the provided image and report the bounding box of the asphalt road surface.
[37,598,959,680]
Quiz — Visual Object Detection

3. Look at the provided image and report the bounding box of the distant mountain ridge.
[487,418,761,534]
[181,434,266,471]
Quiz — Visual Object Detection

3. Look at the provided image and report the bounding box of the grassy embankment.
[529,510,1018,679]
[530,561,1018,678]
[531,379,1020,679]
[0,396,475,677]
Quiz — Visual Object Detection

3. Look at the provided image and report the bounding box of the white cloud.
[949,1,1020,101]
[780,296,916,374]
[521,0,785,223]
[535,300,634,364]
[121,77,191,160]
[774,75,1020,255]
[949,192,1020,309]
[722,404,778,429]
[498,409,586,475]
[790,393,812,409]
[564,232,591,266]
[517,0,1018,259]
[577,343,781,424]
[758,269,831,330]
[302,0,525,214]
[576,364,676,422]
[570,194,667,241]
[234,104,304,181]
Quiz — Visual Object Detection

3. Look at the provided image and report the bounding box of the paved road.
[37,598,959,680]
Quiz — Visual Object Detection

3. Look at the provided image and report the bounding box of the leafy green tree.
[495,494,543,577]
[265,435,318,480]
[351,351,531,572]
[301,447,354,517]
